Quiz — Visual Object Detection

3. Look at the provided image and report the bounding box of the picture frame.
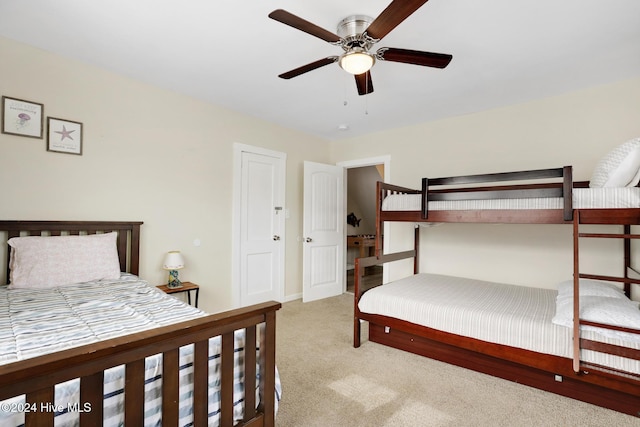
[47,117,83,155]
[1,96,44,138]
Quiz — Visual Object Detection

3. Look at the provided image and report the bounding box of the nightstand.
[157,282,200,308]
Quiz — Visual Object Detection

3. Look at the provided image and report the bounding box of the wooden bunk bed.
[353,166,640,417]
[0,220,280,427]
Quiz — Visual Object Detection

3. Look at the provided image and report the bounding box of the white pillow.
[590,137,640,188]
[556,279,625,299]
[8,232,121,289]
[552,295,640,343]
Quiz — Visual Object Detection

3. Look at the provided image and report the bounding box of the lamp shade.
[339,49,375,75]
[163,251,185,270]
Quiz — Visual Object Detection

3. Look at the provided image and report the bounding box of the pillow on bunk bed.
[7,232,121,289]
[556,279,626,299]
[589,137,640,188]
[552,294,640,342]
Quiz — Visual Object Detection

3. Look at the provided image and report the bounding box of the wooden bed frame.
[0,220,280,427]
[355,167,640,417]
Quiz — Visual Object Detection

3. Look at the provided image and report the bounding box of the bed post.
[572,210,581,373]
[375,181,383,258]
[563,166,573,221]
[624,224,632,297]
[421,178,429,220]
[414,225,419,274]
[354,256,363,348]
[259,309,277,427]
[129,223,141,275]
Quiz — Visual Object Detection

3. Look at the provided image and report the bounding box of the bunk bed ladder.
[572,210,640,373]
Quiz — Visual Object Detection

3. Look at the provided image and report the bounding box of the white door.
[303,161,344,302]
[234,145,286,307]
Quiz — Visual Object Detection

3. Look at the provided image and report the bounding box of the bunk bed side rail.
[426,167,566,186]
[421,166,573,221]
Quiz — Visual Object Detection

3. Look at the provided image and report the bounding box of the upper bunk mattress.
[381,187,640,211]
[358,273,640,375]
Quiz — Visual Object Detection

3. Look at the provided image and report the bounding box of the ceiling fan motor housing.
[337,15,375,51]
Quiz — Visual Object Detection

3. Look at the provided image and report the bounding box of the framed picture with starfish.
[47,117,83,155]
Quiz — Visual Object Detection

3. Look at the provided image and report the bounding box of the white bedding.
[381,187,640,211]
[358,273,640,374]
[0,274,281,426]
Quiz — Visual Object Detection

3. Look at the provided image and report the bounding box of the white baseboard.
[284,293,302,303]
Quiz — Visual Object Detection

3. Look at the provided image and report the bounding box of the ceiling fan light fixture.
[339,49,375,75]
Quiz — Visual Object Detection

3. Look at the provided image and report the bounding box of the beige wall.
[0,36,330,312]
[330,77,640,291]
[3,33,639,305]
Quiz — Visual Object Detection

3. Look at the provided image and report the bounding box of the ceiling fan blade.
[269,9,342,44]
[278,57,339,79]
[354,71,374,96]
[377,47,452,68]
[365,0,430,40]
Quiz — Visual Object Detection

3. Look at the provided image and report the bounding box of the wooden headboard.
[0,221,143,284]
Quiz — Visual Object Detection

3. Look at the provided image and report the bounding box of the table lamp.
[163,251,185,289]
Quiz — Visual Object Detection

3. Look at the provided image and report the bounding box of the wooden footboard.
[0,300,281,427]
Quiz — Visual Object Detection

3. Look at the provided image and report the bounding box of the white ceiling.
[1,0,638,141]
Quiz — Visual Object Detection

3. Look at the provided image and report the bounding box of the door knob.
[305,237,312,242]
[273,235,281,241]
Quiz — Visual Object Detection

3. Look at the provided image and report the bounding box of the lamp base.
[167,270,182,289]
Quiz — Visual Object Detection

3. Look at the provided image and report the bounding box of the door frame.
[337,155,391,285]
[232,143,286,308]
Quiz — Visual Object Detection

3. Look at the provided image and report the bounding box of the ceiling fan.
[268,0,453,96]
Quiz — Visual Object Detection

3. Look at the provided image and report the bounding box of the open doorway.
[345,165,383,292]
[338,156,390,294]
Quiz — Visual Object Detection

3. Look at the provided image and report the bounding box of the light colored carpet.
[274,293,639,427]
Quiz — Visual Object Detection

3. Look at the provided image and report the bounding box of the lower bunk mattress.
[358,273,640,375]
[0,274,281,426]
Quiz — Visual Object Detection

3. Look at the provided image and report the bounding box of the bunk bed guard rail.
[421,166,573,221]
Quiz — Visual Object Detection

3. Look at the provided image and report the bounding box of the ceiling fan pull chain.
[365,86,369,115]
[344,73,349,106]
